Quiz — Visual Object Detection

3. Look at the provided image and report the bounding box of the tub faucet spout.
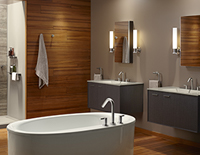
[102,98,115,125]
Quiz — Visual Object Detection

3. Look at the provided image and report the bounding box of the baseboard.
[135,127,200,148]
[0,124,7,129]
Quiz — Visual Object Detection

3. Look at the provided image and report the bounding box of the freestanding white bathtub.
[7,112,136,155]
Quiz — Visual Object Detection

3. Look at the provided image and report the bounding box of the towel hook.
[51,34,54,38]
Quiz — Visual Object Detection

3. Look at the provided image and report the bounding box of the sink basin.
[148,87,200,96]
[161,88,191,93]
[99,80,128,84]
[87,80,143,86]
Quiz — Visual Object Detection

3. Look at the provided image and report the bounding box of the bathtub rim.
[7,112,136,136]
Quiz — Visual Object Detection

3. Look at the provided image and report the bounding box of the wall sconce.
[109,31,114,53]
[172,27,181,55]
[133,30,141,53]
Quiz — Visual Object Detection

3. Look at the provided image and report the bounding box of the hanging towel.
[35,34,49,89]
[122,36,130,63]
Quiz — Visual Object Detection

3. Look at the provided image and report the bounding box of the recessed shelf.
[8,72,21,81]
[8,56,17,59]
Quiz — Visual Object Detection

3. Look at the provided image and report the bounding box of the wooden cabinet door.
[162,93,175,127]
[148,91,163,124]
[104,85,120,112]
[174,94,199,132]
[148,90,200,133]
[88,83,98,109]
[88,83,120,112]
[97,84,108,111]
[120,85,143,115]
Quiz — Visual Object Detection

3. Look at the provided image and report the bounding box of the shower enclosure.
[0,5,7,116]
[0,2,26,128]
[0,4,11,128]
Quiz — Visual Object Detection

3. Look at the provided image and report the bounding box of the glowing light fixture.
[133,30,141,53]
[109,31,114,53]
[172,27,181,55]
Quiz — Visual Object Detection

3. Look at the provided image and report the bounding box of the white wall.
[7,1,26,120]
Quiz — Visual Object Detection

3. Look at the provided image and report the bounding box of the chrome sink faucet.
[183,85,187,89]
[97,67,103,79]
[102,98,115,125]
[187,77,193,90]
[153,71,160,82]
[119,71,125,82]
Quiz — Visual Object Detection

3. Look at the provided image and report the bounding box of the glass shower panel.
[0,4,7,116]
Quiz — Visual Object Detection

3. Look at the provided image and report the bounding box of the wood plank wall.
[26,0,91,118]
[181,16,200,66]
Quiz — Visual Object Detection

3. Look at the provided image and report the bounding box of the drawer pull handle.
[164,95,170,98]
[152,94,158,96]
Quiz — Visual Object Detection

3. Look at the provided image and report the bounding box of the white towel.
[12,72,17,81]
[122,36,130,63]
[35,34,49,89]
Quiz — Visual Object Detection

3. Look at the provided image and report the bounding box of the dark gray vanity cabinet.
[148,90,200,133]
[148,91,175,127]
[88,82,143,115]
[88,83,120,112]
[174,95,199,132]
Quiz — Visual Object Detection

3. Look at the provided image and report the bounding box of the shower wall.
[0,5,7,116]
[7,1,26,120]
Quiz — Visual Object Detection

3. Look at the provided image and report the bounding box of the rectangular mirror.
[181,15,200,66]
[114,21,133,63]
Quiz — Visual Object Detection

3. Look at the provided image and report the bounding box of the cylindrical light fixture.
[133,30,137,52]
[172,27,180,54]
[109,31,114,53]
[133,29,141,53]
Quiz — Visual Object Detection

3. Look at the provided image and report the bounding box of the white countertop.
[147,86,200,96]
[88,80,144,86]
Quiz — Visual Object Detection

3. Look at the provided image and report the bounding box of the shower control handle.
[101,117,108,126]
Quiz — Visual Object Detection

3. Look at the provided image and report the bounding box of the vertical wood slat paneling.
[181,16,200,66]
[26,0,90,118]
